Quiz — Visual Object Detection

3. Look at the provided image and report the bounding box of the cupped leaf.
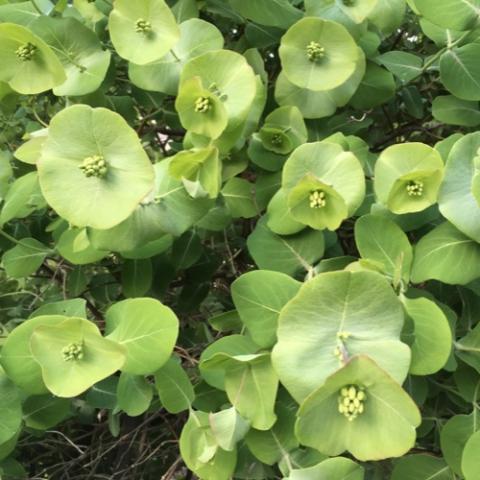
[439,132,480,241]
[354,214,412,284]
[267,189,306,235]
[411,222,480,285]
[105,298,178,375]
[414,0,480,30]
[117,373,153,417]
[108,0,180,65]
[272,270,410,403]
[179,49,257,129]
[37,105,155,230]
[282,141,366,221]
[285,457,364,480]
[279,17,359,91]
[57,228,108,265]
[374,142,444,214]
[179,410,237,480]
[0,22,65,94]
[30,317,126,398]
[31,17,111,96]
[1,315,67,394]
[401,296,452,375]
[231,270,301,348]
[129,18,223,95]
[209,407,250,452]
[295,356,421,461]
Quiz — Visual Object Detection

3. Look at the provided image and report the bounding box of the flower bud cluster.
[338,385,366,421]
[406,180,424,197]
[271,134,284,146]
[62,342,84,362]
[309,190,326,208]
[195,96,211,113]
[306,41,325,62]
[135,18,152,34]
[79,155,108,178]
[16,43,37,61]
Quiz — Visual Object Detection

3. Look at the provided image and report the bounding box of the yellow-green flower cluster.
[309,190,326,209]
[135,18,152,34]
[195,96,211,113]
[79,155,108,178]
[338,385,366,421]
[306,41,325,62]
[16,42,37,61]
[62,342,84,362]
[406,180,424,197]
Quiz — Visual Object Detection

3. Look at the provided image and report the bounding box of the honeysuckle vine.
[1,0,480,479]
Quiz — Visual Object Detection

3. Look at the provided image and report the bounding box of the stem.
[170,49,181,62]
[0,228,49,252]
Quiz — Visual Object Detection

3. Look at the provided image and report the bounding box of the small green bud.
[306,41,325,62]
[309,190,326,209]
[195,96,211,113]
[135,18,152,34]
[406,180,424,197]
[62,342,84,362]
[16,42,37,61]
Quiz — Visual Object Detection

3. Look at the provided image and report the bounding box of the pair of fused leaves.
[176,49,257,140]
[268,141,365,232]
[275,17,366,119]
[37,105,155,230]
[0,298,178,397]
[374,142,444,215]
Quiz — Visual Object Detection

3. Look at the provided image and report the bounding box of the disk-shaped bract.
[30,317,126,398]
[129,19,223,95]
[178,50,257,131]
[32,17,111,97]
[439,132,480,242]
[281,141,365,230]
[108,0,180,65]
[37,105,155,230]
[0,23,65,94]
[279,17,359,91]
[374,142,444,214]
[296,356,421,461]
[272,270,410,403]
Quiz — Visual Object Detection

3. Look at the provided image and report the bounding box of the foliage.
[1,0,480,479]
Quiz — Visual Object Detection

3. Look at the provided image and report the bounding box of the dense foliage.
[2,0,480,478]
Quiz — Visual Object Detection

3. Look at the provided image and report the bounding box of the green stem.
[170,49,181,62]
[0,229,49,252]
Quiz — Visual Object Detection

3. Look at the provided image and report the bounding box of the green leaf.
[209,407,250,451]
[121,259,152,298]
[222,177,257,219]
[0,369,22,444]
[154,356,195,413]
[391,454,453,480]
[37,105,155,230]
[456,322,480,373]
[201,352,278,430]
[286,457,364,480]
[0,22,65,94]
[440,414,479,475]
[432,95,480,127]
[231,270,301,348]
[401,296,452,375]
[30,317,126,398]
[377,51,423,83]
[247,217,325,276]
[1,316,67,394]
[57,228,108,265]
[30,299,87,319]
[31,16,111,96]
[108,0,180,65]
[296,356,421,461]
[411,222,480,285]
[440,44,480,101]
[117,373,153,417]
[461,430,480,480]
[105,298,179,375]
[272,270,410,403]
[2,238,49,278]
[23,395,71,430]
[414,0,480,30]
[279,17,359,91]
[354,214,413,284]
